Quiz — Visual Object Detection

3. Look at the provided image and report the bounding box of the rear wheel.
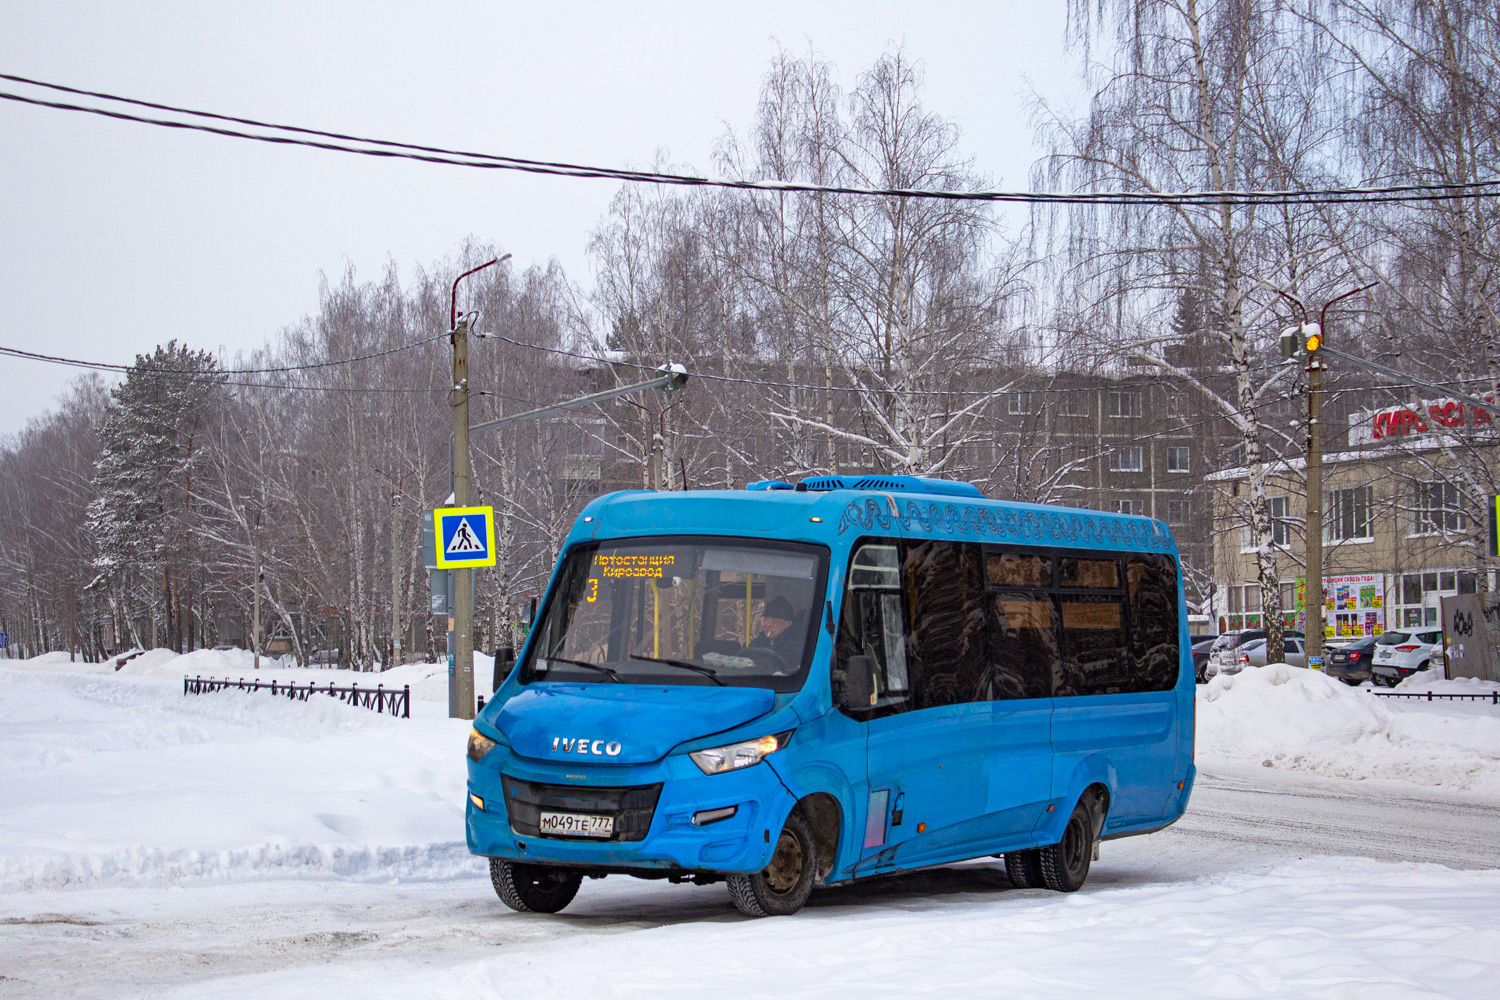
[727,810,816,916]
[1003,849,1045,889]
[489,858,582,913]
[1039,801,1095,892]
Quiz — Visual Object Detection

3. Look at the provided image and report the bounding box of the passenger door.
[979,549,1058,845]
[840,539,993,871]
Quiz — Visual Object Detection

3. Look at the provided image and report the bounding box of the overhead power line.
[3,71,1500,207]
[0,334,444,377]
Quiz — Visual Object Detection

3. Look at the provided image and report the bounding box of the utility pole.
[390,485,402,669]
[449,257,507,720]
[1280,281,1378,670]
[1305,344,1325,669]
[252,538,262,670]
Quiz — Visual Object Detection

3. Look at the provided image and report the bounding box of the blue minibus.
[466,475,1195,916]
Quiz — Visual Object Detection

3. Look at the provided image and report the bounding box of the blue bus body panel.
[468,486,1195,883]
[496,684,775,764]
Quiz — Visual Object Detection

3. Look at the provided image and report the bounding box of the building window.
[1394,568,1478,628]
[1110,499,1138,515]
[1270,495,1290,547]
[1060,394,1089,416]
[1226,583,1263,627]
[1108,446,1144,472]
[1409,481,1465,536]
[1007,391,1035,415]
[1106,391,1142,418]
[1327,485,1374,542]
[1167,446,1190,473]
[1166,392,1182,416]
[1166,498,1188,524]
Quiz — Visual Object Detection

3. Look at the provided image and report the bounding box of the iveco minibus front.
[465,531,834,916]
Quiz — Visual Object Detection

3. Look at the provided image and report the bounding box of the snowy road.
[6,762,1498,1000]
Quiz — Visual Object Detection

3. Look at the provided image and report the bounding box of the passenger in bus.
[751,596,803,662]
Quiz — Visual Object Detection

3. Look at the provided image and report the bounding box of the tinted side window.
[1058,595,1130,695]
[1127,554,1180,692]
[905,540,990,707]
[837,541,911,715]
[985,592,1057,699]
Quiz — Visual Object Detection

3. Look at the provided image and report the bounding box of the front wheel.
[727,810,816,916]
[1039,801,1095,892]
[489,858,582,913]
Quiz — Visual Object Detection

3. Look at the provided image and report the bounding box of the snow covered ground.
[3,655,1499,998]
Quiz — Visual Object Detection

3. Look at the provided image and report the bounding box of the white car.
[1370,629,1445,686]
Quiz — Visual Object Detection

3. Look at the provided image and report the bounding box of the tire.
[489,858,582,913]
[1340,677,1361,686]
[727,810,816,916]
[1004,849,1046,889]
[1039,801,1095,893]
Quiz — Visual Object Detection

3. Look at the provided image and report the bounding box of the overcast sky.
[0,1,1080,436]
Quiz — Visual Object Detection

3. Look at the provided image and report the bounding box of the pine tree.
[87,341,224,651]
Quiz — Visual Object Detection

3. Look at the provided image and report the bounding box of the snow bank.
[1199,663,1500,794]
[165,856,1500,1000]
[0,667,478,891]
[1396,668,1500,695]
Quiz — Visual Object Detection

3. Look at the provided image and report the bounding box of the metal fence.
[1372,689,1500,704]
[183,675,410,718]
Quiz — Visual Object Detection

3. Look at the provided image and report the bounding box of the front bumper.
[466,743,797,875]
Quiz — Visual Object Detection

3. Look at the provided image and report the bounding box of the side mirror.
[492,645,514,693]
[838,654,878,711]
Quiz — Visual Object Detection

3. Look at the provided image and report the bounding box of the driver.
[750,596,803,662]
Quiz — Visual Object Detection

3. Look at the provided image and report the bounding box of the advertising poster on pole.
[1292,573,1385,638]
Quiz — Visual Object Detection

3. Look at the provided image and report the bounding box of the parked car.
[1325,637,1377,686]
[1191,636,1218,683]
[1207,629,1305,678]
[1371,629,1445,686]
[1230,636,1309,671]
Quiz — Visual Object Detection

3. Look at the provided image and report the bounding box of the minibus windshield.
[521,537,829,692]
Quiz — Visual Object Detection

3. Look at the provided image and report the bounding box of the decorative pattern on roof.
[836,497,1175,552]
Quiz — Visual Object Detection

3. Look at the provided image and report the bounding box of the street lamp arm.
[469,370,689,436]
[1318,281,1380,330]
[450,254,511,330]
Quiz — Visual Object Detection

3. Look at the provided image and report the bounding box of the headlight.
[689,731,793,775]
[467,728,498,763]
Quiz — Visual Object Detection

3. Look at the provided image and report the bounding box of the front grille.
[502,776,663,842]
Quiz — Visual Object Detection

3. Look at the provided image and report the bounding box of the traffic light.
[1279,323,1322,357]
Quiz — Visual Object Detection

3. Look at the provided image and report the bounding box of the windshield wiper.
[628,654,726,686]
[540,656,621,683]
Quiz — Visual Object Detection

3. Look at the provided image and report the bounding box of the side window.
[1057,557,1130,695]
[837,542,910,712]
[1127,553,1180,692]
[984,550,1057,700]
[904,540,990,707]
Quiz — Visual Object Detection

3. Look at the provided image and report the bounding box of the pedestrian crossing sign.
[433,506,497,569]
